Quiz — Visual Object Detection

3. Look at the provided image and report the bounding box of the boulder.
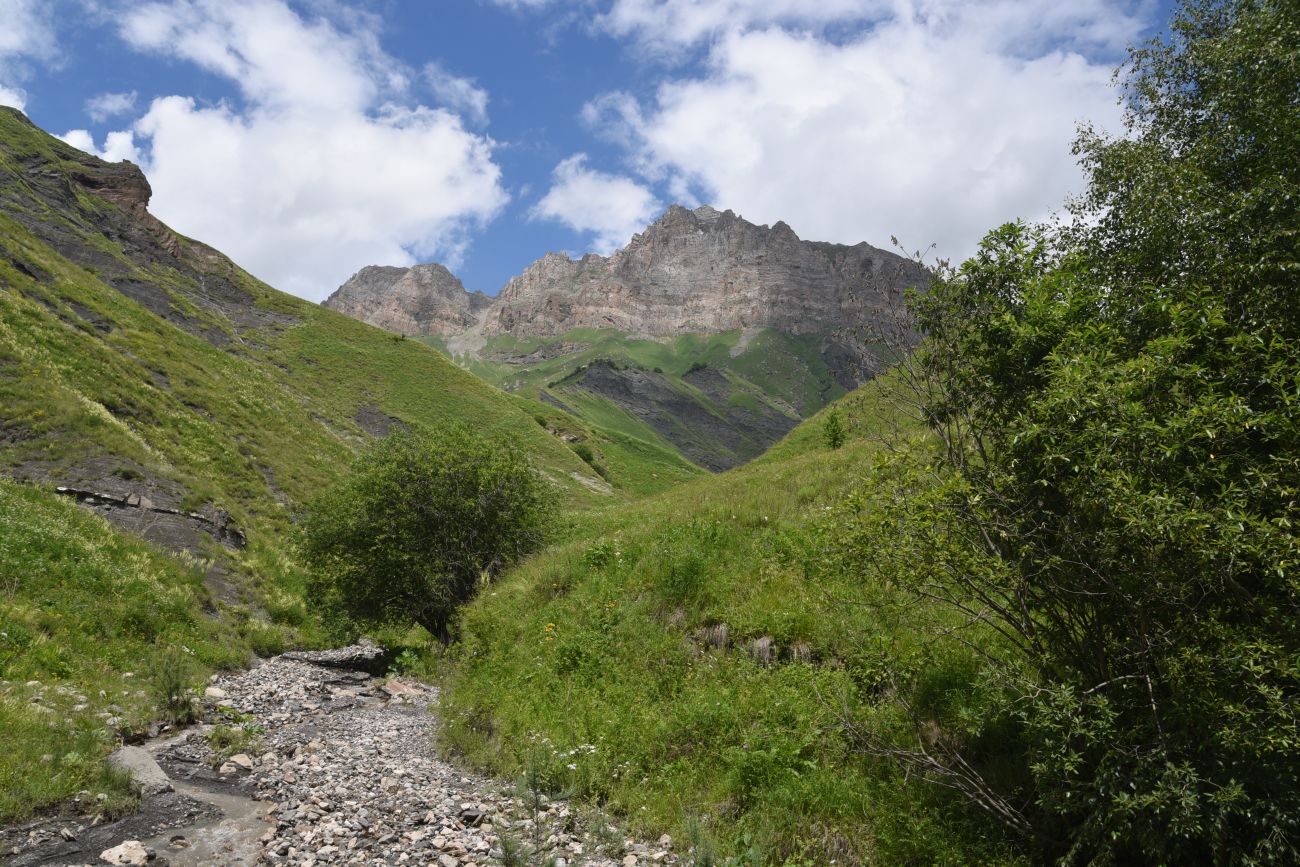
[99,840,152,865]
[107,747,172,797]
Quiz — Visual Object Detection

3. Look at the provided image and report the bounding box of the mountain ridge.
[325,204,926,340]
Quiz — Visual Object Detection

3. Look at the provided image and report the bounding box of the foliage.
[150,645,199,726]
[441,387,1018,864]
[821,409,846,450]
[866,1,1300,861]
[300,425,555,642]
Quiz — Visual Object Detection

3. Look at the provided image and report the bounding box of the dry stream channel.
[2,644,677,867]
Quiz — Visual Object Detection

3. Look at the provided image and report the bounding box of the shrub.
[861,1,1300,860]
[822,409,846,450]
[300,424,555,643]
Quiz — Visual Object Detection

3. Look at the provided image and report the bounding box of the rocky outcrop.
[483,205,926,338]
[323,204,926,342]
[323,263,491,335]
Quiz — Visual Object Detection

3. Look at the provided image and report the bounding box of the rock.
[324,264,491,336]
[100,839,151,865]
[228,752,254,770]
[623,856,639,866]
[329,206,925,344]
[58,827,76,841]
[382,679,425,699]
[438,854,459,867]
[107,746,173,797]
[204,686,227,700]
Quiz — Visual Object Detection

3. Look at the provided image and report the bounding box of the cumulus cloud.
[531,154,661,253]
[101,0,506,300]
[424,62,489,126]
[0,85,25,110]
[85,90,138,122]
[586,1,1149,260]
[0,0,58,110]
[595,0,1148,56]
[596,0,886,53]
[58,128,141,163]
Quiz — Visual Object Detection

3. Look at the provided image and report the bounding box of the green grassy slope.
[0,107,639,552]
[439,377,1017,864]
[434,326,865,472]
[0,477,253,820]
[0,108,689,821]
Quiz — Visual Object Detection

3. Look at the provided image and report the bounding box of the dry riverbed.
[2,644,678,866]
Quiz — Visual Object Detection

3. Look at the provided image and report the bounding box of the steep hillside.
[447,326,875,471]
[438,377,1016,863]
[0,106,691,558]
[0,105,699,821]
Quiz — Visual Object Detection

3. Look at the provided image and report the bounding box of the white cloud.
[531,154,661,253]
[596,0,884,53]
[0,0,57,109]
[0,84,25,110]
[102,0,506,301]
[85,90,138,122]
[57,128,141,163]
[588,2,1148,260]
[594,0,1148,56]
[424,62,489,126]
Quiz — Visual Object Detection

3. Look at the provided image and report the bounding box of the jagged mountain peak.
[324,260,491,336]
[324,201,926,342]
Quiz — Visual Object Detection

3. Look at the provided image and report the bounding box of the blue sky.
[0,0,1174,300]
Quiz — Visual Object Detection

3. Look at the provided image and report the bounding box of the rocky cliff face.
[324,263,491,335]
[484,205,925,338]
[324,205,926,341]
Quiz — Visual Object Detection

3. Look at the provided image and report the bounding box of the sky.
[0,0,1175,301]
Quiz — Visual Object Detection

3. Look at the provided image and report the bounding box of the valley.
[1,2,1296,863]
[325,204,925,472]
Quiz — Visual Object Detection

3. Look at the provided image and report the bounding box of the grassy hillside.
[0,107,693,822]
[0,477,254,820]
[438,377,1018,864]
[433,326,875,472]
[0,106,705,589]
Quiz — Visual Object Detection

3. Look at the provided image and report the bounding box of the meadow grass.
[0,477,254,821]
[439,379,1020,864]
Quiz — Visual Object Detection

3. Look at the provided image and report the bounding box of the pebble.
[159,644,677,866]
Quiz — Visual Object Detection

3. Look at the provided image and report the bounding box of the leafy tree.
[822,408,847,450]
[300,425,554,643]
[858,1,1300,861]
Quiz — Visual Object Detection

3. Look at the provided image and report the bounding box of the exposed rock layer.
[324,205,927,340]
[323,263,491,335]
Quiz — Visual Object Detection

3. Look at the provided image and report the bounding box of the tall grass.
[439,381,1020,863]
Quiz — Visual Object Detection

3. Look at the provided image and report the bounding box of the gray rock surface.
[485,205,926,338]
[109,746,174,798]
[324,205,927,342]
[323,263,491,335]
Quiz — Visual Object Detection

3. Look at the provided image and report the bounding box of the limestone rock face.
[483,205,927,337]
[323,205,927,340]
[324,263,492,335]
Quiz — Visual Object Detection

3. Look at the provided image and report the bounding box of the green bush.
[860,1,1300,861]
[821,409,845,450]
[300,424,555,643]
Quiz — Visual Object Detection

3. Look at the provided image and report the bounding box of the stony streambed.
[2,645,677,866]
